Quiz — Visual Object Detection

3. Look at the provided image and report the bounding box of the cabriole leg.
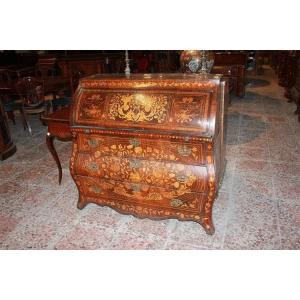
[46,132,62,185]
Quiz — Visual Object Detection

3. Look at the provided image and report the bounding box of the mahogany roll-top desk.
[70,73,228,234]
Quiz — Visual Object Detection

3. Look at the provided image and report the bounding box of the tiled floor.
[0,67,299,249]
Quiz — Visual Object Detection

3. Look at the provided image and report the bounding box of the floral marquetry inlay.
[78,93,105,120]
[71,74,227,235]
[107,93,169,123]
[75,155,207,194]
[75,176,202,212]
[172,95,209,126]
[75,89,211,135]
[77,134,207,165]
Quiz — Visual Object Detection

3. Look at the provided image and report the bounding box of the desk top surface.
[41,107,70,123]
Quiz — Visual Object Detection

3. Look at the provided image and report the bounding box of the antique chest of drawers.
[70,74,228,234]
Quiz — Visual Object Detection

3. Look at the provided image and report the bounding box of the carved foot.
[204,225,215,235]
[201,218,215,235]
[196,218,215,235]
[77,199,87,210]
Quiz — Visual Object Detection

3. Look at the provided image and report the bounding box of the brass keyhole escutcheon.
[177,145,192,157]
[129,138,141,147]
[88,139,98,147]
[130,159,141,169]
[170,198,184,207]
[88,162,99,171]
[176,174,188,183]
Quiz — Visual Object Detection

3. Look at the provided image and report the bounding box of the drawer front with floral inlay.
[74,154,208,193]
[77,133,207,165]
[74,175,206,213]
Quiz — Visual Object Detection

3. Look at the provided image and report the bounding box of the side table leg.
[46,132,62,185]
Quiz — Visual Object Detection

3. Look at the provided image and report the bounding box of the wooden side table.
[41,107,72,184]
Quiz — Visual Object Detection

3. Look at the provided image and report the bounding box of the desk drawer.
[74,175,205,213]
[74,153,208,193]
[77,133,207,165]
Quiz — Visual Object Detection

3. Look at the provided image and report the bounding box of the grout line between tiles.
[265,114,282,249]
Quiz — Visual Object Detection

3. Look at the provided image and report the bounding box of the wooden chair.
[35,66,57,78]
[1,69,20,124]
[0,69,15,81]
[15,77,49,134]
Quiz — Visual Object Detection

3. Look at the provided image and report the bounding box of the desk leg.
[46,132,62,185]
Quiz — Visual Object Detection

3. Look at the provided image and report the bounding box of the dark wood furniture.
[43,76,71,100]
[214,52,247,66]
[41,107,72,184]
[277,51,298,101]
[70,74,228,234]
[212,52,247,98]
[289,53,300,121]
[0,87,17,160]
[211,64,245,97]
[15,77,49,134]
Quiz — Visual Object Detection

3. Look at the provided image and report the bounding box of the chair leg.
[7,111,16,125]
[19,108,27,131]
[20,108,32,134]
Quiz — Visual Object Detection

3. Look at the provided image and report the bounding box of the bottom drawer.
[74,175,206,213]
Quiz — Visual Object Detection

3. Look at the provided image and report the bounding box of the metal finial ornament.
[198,50,214,74]
[199,51,208,74]
[125,50,130,76]
[180,50,214,74]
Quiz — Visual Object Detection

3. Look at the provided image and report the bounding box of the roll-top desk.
[70,74,228,234]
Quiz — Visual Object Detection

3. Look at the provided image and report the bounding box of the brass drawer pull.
[177,145,192,157]
[88,139,98,147]
[129,138,141,147]
[87,162,99,171]
[170,198,184,208]
[176,174,188,183]
[91,186,102,194]
[130,159,142,169]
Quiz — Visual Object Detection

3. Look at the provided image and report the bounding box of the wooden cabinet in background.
[0,97,16,160]
[70,73,228,234]
[212,64,245,97]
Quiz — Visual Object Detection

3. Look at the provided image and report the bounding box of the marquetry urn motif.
[70,74,228,235]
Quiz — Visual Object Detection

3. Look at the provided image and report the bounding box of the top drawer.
[77,133,208,165]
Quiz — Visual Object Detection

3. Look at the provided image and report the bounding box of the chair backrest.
[0,69,15,82]
[15,77,45,108]
[35,66,57,77]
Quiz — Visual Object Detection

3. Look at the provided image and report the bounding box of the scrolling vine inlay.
[107,93,169,123]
